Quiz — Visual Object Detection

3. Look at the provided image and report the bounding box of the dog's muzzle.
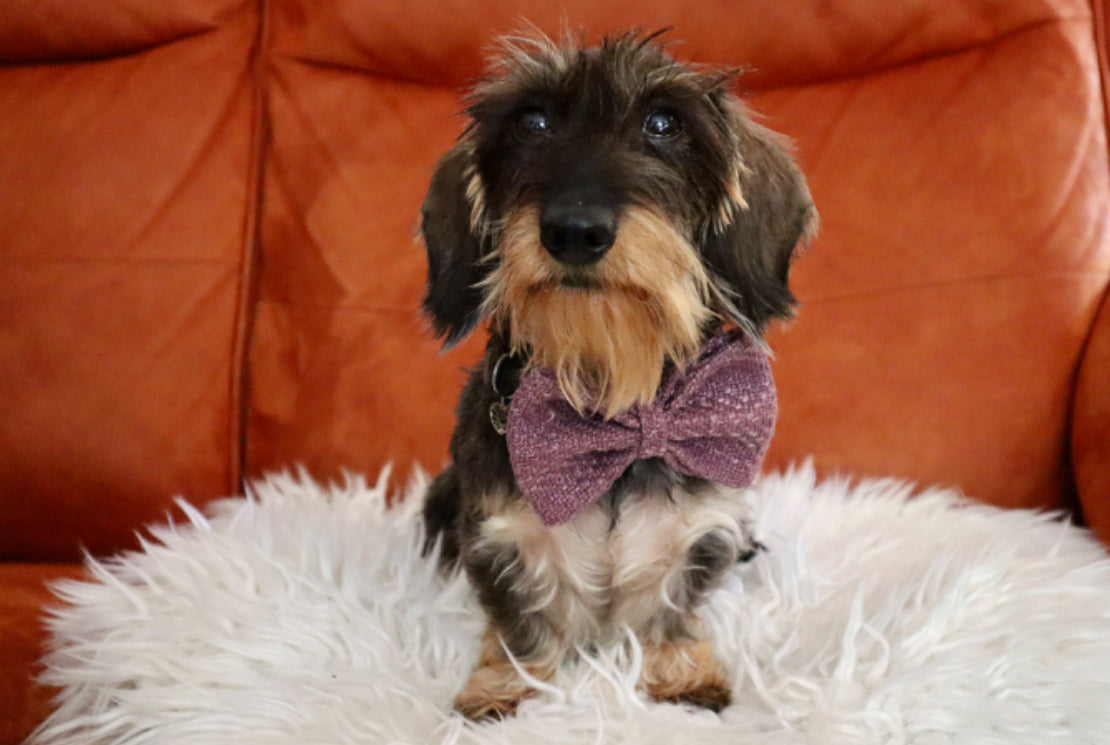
[539,197,617,267]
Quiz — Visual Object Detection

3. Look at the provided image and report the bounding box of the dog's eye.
[643,109,682,140]
[515,107,551,136]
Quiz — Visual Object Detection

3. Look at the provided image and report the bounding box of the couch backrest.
[2,0,1108,560]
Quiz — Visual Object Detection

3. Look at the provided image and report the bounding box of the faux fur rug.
[33,465,1110,745]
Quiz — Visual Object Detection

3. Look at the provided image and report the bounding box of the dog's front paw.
[453,663,538,721]
[651,678,732,713]
[641,638,732,713]
[453,628,557,721]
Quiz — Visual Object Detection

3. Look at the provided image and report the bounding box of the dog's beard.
[482,205,713,415]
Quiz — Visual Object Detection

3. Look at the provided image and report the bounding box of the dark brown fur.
[420,31,815,718]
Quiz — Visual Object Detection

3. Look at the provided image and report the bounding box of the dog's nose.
[539,203,617,266]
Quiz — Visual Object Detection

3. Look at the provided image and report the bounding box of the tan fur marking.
[489,30,575,77]
[462,159,488,235]
[481,205,713,415]
[713,165,747,233]
[453,628,558,720]
[640,637,732,711]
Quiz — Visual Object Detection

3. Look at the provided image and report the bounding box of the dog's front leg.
[454,509,568,720]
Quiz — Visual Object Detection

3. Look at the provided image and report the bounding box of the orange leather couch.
[2,1,1108,741]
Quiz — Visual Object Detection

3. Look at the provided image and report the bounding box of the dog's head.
[421,31,816,413]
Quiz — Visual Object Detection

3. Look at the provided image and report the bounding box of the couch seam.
[228,0,271,496]
[0,25,219,68]
[1063,0,1110,526]
[1095,0,1110,173]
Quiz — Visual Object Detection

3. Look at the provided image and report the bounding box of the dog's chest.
[476,484,750,643]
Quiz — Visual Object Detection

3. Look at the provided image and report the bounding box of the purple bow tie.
[505,331,777,526]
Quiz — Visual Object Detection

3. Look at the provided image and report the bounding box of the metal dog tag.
[489,400,509,435]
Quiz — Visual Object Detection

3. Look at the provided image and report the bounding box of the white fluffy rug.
[33,465,1110,745]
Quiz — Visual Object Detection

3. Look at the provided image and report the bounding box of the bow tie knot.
[637,402,670,461]
[505,330,777,526]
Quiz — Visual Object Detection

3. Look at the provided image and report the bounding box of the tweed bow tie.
[505,331,777,526]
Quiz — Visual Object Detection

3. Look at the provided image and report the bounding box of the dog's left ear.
[420,141,490,348]
[702,95,817,333]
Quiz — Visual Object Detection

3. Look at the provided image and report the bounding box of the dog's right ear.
[420,141,489,348]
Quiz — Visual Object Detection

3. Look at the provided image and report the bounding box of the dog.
[419,30,815,720]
